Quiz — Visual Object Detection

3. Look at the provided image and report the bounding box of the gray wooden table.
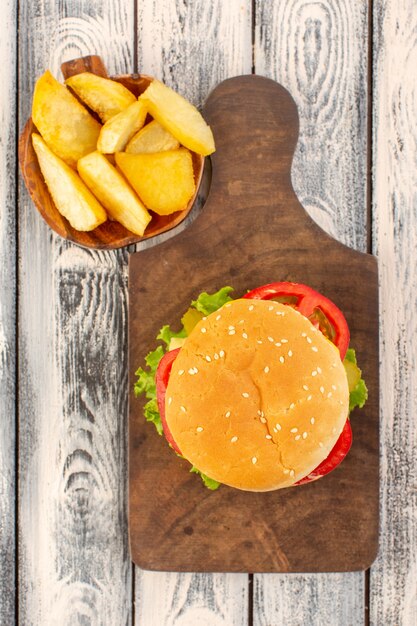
[1,1,416,624]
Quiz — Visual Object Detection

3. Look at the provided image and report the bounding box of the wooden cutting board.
[129,75,379,573]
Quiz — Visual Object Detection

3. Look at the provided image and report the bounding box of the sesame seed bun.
[165,299,349,491]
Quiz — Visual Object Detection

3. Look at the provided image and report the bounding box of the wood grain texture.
[134,1,251,624]
[129,75,378,573]
[252,0,369,622]
[371,1,417,624]
[0,0,16,623]
[18,2,134,624]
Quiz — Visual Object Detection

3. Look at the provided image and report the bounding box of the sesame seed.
[202,316,207,321]
[312,370,317,376]
[219,350,225,358]
[332,362,337,368]
[257,340,263,344]
[216,314,221,321]
[306,337,312,344]
[168,397,172,406]
[268,336,274,343]
[225,303,232,307]
[301,332,307,337]
[283,468,290,474]
[312,346,318,352]
[317,366,322,374]
[242,392,249,398]
[201,327,207,333]
[320,386,325,394]
[225,411,231,418]
[252,456,258,464]
[188,368,195,375]
[260,417,267,424]
[178,370,184,376]
[339,400,344,405]
[231,436,238,443]
[239,319,245,324]
[276,311,285,316]
[266,434,272,440]
[288,350,293,357]
[228,329,236,335]
[319,442,324,447]
[303,432,308,439]
[303,385,309,391]
[290,403,295,409]
[281,339,288,343]
[214,353,219,360]
[310,417,315,424]
[228,325,235,330]
[242,332,248,339]
[264,366,270,374]
[307,395,313,401]
[276,423,282,431]
[196,426,203,432]
[205,355,211,362]
[332,385,337,390]
[257,410,264,417]
[275,342,282,347]
[268,305,274,311]
[290,428,298,433]
[290,470,295,477]
[295,434,301,440]
[273,427,277,433]
[279,356,285,364]
[249,305,254,311]
[328,392,332,398]
[180,406,186,412]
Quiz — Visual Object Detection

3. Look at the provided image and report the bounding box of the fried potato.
[66,72,136,122]
[32,133,107,231]
[115,148,196,215]
[31,71,101,168]
[97,100,147,154]
[140,80,215,156]
[78,151,151,236]
[125,120,180,154]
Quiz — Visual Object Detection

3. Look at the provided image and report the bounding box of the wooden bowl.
[18,55,205,250]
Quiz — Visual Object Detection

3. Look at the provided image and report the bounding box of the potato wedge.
[32,71,101,168]
[140,80,215,156]
[97,100,147,154]
[32,134,107,231]
[66,72,136,122]
[126,120,180,154]
[78,152,151,236]
[116,149,196,215]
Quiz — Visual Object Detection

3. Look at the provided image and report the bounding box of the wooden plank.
[370,2,417,624]
[253,0,369,623]
[134,1,251,623]
[0,0,16,622]
[18,3,134,624]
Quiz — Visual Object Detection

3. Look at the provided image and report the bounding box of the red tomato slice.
[155,348,182,454]
[295,419,352,485]
[243,282,350,359]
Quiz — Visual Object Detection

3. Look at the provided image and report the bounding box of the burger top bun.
[165,298,349,491]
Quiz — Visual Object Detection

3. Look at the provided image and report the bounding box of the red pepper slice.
[295,419,352,485]
[155,348,182,454]
[243,282,350,359]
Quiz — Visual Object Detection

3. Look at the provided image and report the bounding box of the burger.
[134,283,367,491]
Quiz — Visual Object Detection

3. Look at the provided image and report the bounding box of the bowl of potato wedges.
[19,55,215,250]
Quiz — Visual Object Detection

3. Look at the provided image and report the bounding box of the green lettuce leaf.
[344,348,368,412]
[144,398,163,435]
[190,466,221,490]
[191,286,234,315]
[349,378,368,412]
[157,324,187,348]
